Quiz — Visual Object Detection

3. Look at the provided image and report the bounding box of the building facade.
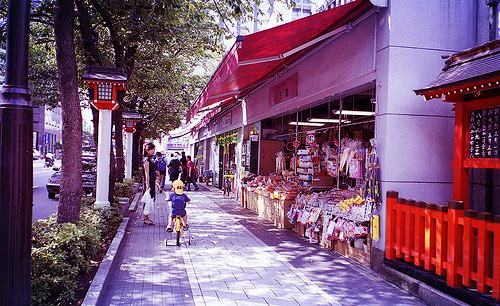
[185,0,498,300]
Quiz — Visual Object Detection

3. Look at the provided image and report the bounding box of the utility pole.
[0,0,32,305]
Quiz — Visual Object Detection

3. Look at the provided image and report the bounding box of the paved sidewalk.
[97,185,426,305]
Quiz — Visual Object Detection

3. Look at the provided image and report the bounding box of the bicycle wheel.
[223,179,228,197]
[175,217,182,246]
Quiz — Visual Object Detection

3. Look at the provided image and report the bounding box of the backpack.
[156,157,166,172]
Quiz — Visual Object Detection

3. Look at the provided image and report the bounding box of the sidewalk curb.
[129,192,142,212]
[82,194,140,306]
[379,264,467,306]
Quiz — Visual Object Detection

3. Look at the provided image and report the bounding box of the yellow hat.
[172,179,184,195]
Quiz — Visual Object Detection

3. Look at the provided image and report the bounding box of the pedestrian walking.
[180,151,188,183]
[142,142,156,225]
[186,155,199,191]
[168,153,182,183]
[155,152,167,192]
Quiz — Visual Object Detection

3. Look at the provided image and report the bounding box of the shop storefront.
[240,88,379,265]
[186,0,474,285]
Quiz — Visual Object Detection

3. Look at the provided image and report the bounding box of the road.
[32,159,60,222]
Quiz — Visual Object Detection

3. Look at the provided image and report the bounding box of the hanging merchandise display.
[276,151,286,172]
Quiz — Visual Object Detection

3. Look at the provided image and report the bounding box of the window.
[469,168,500,214]
[98,83,113,100]
[487,0,500,40]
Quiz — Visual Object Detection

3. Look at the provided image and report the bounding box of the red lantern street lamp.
[83,66,127,207]
[122,111,142,179]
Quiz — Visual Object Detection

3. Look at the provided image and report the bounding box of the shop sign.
[221,112,232,128]
[305,131,316,145]
[469,107,500,158]
[269,74,298,105]
[166,143,188,150]
[217,129,239,145]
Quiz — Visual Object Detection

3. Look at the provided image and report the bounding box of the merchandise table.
[242,187,294,229]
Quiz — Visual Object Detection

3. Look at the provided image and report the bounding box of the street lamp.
[0,1,32,304]
[83,66,127,208]
[122,111,142,179]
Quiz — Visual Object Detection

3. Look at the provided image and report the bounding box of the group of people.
[153,151,199,192]
[141,143,197,228]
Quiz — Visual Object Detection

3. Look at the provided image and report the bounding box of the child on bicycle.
[166,179,190,232]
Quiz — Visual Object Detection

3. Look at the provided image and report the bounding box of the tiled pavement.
[97,184,426,305]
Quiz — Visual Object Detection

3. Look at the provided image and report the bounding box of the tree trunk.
[91,106,98,149]
[114,107,125,182]
[54,0,83,223]
[108,144,116,203]
[132,131,141,179]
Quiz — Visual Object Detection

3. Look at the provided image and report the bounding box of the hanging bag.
[141,189,154,215]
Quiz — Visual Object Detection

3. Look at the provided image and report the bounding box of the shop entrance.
[241,85,379,266]
[216,143,236,189]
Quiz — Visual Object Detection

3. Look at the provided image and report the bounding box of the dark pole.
[0,0,32,305]
[487,0,499,40]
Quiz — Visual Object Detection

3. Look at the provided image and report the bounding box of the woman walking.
[186,155,199,191]
[143,142,157,225]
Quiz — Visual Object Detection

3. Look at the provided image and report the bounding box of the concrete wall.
[373,0,478,250]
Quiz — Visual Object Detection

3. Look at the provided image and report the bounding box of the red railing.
[385,191,500,299]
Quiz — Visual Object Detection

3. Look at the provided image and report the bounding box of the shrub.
[81,194,96,209]
[31,205,123,305]
[114,178,135,200]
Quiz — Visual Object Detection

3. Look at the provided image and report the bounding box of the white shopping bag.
[141,189,154,215]
[140,189,151,203]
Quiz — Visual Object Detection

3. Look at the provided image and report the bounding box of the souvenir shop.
[241,86,381,266]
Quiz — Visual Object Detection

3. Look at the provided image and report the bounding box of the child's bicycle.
[166,215,191,246]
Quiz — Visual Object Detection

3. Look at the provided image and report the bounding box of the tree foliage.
[0,0,292,221]
[1,0,293,132]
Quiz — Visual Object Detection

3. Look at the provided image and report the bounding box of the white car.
[33,149,41,160]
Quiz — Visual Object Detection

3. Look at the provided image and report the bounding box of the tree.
[53,0,83,223]
[0,0,292,222]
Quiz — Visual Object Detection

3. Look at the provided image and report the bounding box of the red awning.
[187,0,373,122]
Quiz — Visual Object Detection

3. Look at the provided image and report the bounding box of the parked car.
[33,149,41,160]
[46,158,96,199]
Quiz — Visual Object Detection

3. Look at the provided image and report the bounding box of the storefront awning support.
[337,93,343,189]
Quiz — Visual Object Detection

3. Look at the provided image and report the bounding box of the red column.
[462,210,477,287]
[452,103,469,208]
[395,198,406,258]
[404,200,415,262]
[414,202,426,267]
[447,200,464,287]
[424,203,437,271]
[435,205,448,276]
[492,215,500,299]
[385,191,398,260]
[477,212,493,293]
